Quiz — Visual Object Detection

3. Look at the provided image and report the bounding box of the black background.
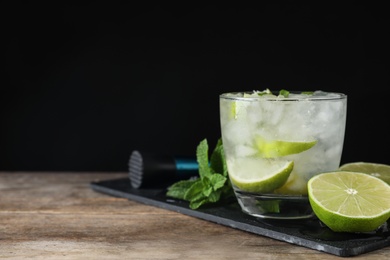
[2,2,389,171]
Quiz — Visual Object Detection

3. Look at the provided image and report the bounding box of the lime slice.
[255,135,317,158]
[339,162,390,184]
[227,157,293,193]
[230,101,239,119]
[275,172,308,195]
[230,100,249,120]
[308,171,390,232]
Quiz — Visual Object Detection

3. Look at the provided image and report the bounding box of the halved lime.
[308,171,390,232]
[227,157,293,193]
[255,135,317,158]
[339,162,390,184]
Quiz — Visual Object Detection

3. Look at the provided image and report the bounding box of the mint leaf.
[166,179,198,200]
[166,138,234,209]
[279,89,290,97]
[210,138,228,177]
[189,198,210,209]
[207,190,221,203]
[196,139,212,179]
[257,89,272,96]
[184,180,206,201]
[209,173,226,191]
[257,200,280,213]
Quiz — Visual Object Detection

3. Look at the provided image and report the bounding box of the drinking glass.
[220,90,347,219]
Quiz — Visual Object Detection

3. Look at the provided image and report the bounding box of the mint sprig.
[279,89,290,97]
[166,138,234,209]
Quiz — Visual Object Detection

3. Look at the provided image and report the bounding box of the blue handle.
[174,157,199,177]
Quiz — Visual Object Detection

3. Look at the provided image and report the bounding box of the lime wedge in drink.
[339,162,390,184]
[229,100,250,120]
[255,135,317,158]
[275,172,308,195]
[227,157,293,193]
[308,171,390,232]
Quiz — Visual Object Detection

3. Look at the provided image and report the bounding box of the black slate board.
[90,178,390,257]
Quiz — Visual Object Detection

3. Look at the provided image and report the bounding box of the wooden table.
[1,172,389,259]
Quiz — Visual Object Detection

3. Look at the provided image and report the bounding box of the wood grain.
[1,172,389,259]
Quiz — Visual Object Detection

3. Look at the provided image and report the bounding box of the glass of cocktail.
[220,90,347,219]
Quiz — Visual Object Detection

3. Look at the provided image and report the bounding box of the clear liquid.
[235,190,314,219]
[220,91,347,219]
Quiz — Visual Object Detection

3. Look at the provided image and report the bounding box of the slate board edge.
[90,179,390,257]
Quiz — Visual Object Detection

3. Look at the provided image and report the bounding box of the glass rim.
[220,91,347,101]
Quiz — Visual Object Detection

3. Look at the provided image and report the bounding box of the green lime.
[229,100,249,120]
[274,172,308,195]
[255,135,317,158]
[308,171,390,232]
[339,162,390,184]
[230,101,239,119]
[227,157,293,193]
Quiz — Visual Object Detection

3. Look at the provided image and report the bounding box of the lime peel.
[255,135,317,158]
[227,157,293,193]
[308,171,390,233]
[339,162,390,185]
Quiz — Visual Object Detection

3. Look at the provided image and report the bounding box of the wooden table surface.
[1,172,389,259]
